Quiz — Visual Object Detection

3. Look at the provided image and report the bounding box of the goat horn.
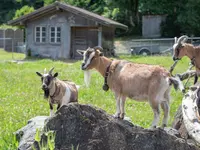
[177,35,188,44]
[93,46,103,51]
[49,67,54,74]
[174,35,188,50]
[44,68,47,74]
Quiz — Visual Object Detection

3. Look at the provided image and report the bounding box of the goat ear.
[36,72,43,77]
[77,50,85,56]
[53,72,58,78]
[182,43,186,47]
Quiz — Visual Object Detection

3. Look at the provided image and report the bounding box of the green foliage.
[13,5,34,19]
[160,15,181,37]
[0,24,18,30]
[0,0,18,24]
[71,144,79,150]
[139,0,173,15]
[44,0,55,5]
[139,0,200,37]
[16,0,44,9]
[0,49,25,60]
[33,129,55,150]
[2,0,200,36]
[177,0,200,36]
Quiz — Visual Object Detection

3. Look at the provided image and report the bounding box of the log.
[176,70,196,81]
[182,83,200,145]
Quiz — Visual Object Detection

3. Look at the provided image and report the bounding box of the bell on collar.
[102,84,109,91]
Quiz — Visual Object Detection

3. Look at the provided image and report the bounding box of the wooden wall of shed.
[70,27,98,58]
[102,26,115,56]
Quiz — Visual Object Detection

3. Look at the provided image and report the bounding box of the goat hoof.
[162,124,167,128]
[150,125,157,129]
[113,113,120,118]
[119,113,125,119]
[182,89,186,93]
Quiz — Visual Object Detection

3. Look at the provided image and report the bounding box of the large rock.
[15,116,48,150]
[16,103,199,150]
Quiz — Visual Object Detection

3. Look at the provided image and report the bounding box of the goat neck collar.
[191,56,200,70]
[50,82,60,100]
[191,57,195,65]
[102,61,112,91]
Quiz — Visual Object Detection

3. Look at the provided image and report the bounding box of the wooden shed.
[8,1,127,59]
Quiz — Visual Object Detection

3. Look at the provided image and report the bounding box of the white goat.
[36,68,78,116]
[77,46,184,128]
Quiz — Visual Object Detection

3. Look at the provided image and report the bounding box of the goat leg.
[49,103,54,117]
[169,60,178,75]
[57,103,61,110]
[119,96,126,119]
[194,74,198,84]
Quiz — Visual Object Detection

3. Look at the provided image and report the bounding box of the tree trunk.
[172,82,200,145]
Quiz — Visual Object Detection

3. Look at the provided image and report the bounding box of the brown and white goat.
[173,35,200,84]
[77,46,184,128]
[36,68,78,116]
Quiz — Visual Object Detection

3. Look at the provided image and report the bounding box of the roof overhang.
[8,2,128,30]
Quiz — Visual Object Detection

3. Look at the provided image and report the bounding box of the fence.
[0,28,24,52]
[114,37,200,55]
[0,38,25,53]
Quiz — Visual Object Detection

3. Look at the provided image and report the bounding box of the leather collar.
[50,82,60,99]
[102,62,112,91]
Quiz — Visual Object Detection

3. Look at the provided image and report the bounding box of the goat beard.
[84,70,91,87]
[43,89,50,99]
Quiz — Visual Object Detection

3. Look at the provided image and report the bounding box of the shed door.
[71,27,98,59]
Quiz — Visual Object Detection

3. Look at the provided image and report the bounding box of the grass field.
[0,50,192,149]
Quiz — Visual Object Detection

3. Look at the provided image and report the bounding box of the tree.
[177,0,200,36]
[13,5,35,19]
[105,0,140,34]
[139,0,188,37]
[0,0,19,24]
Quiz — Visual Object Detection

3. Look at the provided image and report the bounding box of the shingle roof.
[8,1,128,30]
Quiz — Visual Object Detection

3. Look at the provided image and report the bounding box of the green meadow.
[0,50,191,149]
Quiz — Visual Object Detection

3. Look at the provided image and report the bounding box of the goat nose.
[42,84,47,89]
[173,56,176,61]
[81,63,86,70]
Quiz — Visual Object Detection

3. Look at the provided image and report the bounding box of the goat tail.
[168,76,185,93]
[76,85,80,90]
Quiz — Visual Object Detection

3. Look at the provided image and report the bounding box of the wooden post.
[98,26,102,46]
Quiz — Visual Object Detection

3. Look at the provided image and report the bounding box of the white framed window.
[50,26,61,43]
[35,26,46,43]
